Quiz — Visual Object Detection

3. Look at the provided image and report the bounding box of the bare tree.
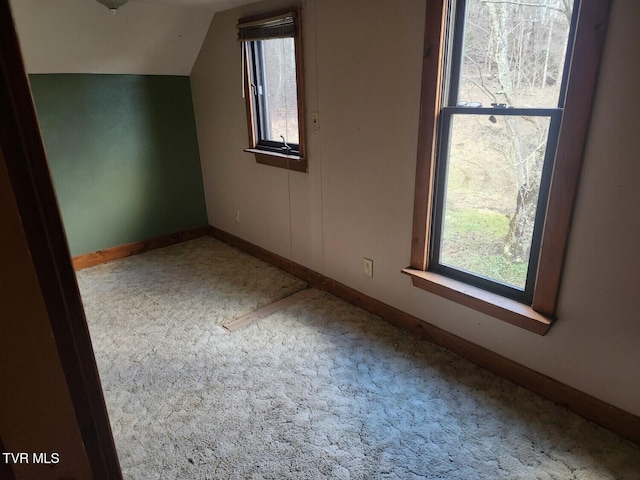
[478,0,571,262]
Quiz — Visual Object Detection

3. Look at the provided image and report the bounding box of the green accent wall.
[29,74,208,256]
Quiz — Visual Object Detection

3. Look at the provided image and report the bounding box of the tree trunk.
[487,1,542,264]
[503,182,538,262]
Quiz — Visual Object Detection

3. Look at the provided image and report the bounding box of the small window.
[404,0,611,334]
[238,9,307,172]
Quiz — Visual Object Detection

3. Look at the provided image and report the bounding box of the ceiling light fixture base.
[96,0,130,14]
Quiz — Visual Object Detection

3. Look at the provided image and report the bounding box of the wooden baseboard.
[72,226,211,270]
[208,226,640,445]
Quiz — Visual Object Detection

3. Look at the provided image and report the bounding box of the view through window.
[431,0,575,301]
[238,9,305,166]
[256,37,299,147]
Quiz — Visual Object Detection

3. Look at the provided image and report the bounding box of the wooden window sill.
[245,148,307,173]
[402,268,553,335]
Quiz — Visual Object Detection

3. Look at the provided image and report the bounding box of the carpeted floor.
[76,237,640,479]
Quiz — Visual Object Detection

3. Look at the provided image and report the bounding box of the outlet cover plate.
[363,257,373,277]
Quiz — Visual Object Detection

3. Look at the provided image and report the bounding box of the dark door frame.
[0,1,122,478]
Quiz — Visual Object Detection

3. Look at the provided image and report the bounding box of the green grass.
[440,208,528,288]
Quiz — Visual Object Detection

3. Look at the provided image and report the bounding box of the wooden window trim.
[244,148,307,172]
[402,268,552,334]
[240,7,307,173]
[407,0,612,334]
[0,0,122,476]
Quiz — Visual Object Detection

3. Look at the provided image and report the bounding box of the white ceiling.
[136,0,247,6]
[10,0,257,75]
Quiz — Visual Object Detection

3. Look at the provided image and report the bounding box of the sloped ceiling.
[10,0,257,75]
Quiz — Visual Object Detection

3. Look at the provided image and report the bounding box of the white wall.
[191,0,640,416]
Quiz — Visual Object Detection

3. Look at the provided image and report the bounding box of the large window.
[238,9,307,172]
[404,0,611,334]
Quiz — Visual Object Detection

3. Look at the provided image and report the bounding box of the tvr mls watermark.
[2,452,60,464]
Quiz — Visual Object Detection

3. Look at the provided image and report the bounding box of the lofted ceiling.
[10,0,258,75]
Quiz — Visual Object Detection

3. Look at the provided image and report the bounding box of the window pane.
[457,0,572,109]
[262,38,299,145]
[439,114,551,289]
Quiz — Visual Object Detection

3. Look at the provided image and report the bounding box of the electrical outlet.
[235,211,240,223]
[363,257,373,277]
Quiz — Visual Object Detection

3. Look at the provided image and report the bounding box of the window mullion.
[446,0,468,107]
[430,109,452,269]
[254,41,270,142]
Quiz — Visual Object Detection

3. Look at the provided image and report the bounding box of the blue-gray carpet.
[77,237,640,479]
